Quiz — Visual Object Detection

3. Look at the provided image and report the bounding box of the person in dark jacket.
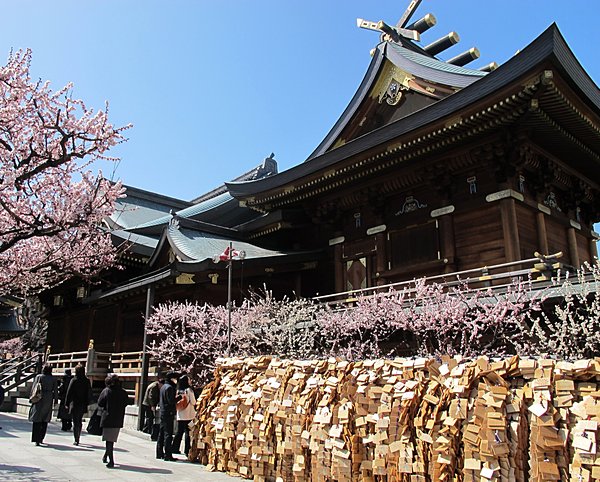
[97,373,132,468]
[156,371,179,461]
[65,364,92,445]
[142,377,164,440]
[57,368,73,431]
[29,364,58,446]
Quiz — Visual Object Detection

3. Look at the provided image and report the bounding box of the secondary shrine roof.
[166,223,286,263]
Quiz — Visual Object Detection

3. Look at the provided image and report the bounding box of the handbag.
[86,407,103,436]
[29,380,42,404]
[176,391,189,411]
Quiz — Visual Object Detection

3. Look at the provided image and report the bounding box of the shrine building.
[43,5,600,354]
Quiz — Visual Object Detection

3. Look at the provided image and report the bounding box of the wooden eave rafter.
[539,78,600,151]
[246,80,542,210]
[528,102,600,165]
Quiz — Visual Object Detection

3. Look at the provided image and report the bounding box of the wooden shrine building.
[44,4,600,354]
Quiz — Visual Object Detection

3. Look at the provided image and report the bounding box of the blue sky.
[1,1,599,201]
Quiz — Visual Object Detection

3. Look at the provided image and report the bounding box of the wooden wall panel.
[454,205,504,270]
[69,312,90,352]
[91,305,118,352]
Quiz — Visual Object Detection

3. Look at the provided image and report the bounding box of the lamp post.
[213,242,245,355]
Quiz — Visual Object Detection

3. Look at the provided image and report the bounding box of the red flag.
[218,246,240,261]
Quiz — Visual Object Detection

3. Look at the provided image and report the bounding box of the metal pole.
[138,284,155,431]
[227,241,232,356]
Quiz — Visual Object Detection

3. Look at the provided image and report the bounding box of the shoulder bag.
[29,379,42,404]
[86,407,103,435]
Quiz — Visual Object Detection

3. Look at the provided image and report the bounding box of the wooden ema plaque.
[188,356,600,481]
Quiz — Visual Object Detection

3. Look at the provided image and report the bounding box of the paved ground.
[0,412,238,481]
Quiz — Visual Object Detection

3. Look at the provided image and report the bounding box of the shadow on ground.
[0,463,61,481]
[111,464,173,474]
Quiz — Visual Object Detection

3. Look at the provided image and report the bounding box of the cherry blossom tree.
[0,49,128,296]
[0,335,24,358]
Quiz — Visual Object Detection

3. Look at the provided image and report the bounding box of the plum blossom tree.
[146,301,226,385]
[146,264,600,386]
[0,49,128,296]
[524,260,600,359]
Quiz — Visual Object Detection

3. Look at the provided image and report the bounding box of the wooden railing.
[44,346,160,404]
[46,350,88,373]
[313,252,569,308]
[0,352,43,393]
[45,349,157,377]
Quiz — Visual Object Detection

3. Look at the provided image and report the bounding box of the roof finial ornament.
[357,0,424,44]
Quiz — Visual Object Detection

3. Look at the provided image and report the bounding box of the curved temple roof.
[225,24,600,202]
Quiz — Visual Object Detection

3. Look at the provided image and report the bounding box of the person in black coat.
[65,364,92,445]
[97,374,132,468]
[57,369,73,431]
[156,371,179,461]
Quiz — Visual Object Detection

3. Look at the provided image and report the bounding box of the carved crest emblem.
[395,196,427,215]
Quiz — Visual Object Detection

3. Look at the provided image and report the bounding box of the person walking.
[142,377,163,441]
[57,368,73,431]
[65,364,92,445]
[156,371,179,461]
[29,364,58,446]
[172,375,196,457]
[97,373,132,468]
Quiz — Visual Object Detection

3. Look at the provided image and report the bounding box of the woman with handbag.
[96,373,132,468]
[172,375,196,457]
[29,364,57,446]
[65,364,92,445]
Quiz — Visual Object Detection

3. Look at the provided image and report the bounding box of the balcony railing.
[313,252,569,307]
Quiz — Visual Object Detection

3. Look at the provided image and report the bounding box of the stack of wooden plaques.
[188,356,600,481]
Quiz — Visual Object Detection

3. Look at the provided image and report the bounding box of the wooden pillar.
[536,212,549,256]
[499,199,521,262]
[294,272,302,296]
[438,215,456,273]
[114,302,124,352]
[334,245,344,293]
[138,285,155,429]
[590,238,599,261]
[567,227,580,268]
[375,233,387,286]
[63,311,72,352]
[86,307,96,348]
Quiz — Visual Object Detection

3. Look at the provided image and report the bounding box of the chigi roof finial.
[357,0,424,43]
